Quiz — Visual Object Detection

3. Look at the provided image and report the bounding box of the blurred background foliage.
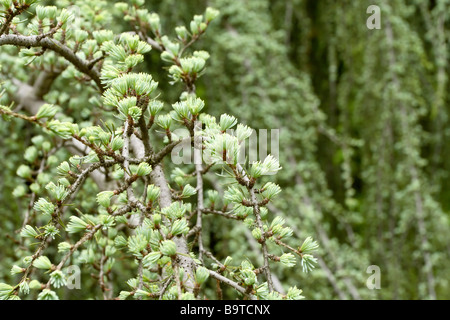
[0,0,449,299]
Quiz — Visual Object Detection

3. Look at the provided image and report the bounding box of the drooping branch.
[0,34,104,91]
[44,203,133,290]
[385,19,436,300]
[130,135,197,293]
[249,187,274,292]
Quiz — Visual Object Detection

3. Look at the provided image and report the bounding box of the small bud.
[148,100,164,116]
[35,6,47,21]
[56,161,71,176]
[142,251,161,268]
[29,183,40,194]
[241,269,257,286]
[280,253,296,268]
[98,131,111,146]
[170,218,189,236]
[31,135,45,148]
[74,29,89,43]
[251,228,262,241]
[114,235,128,248]
[135,162,152,177]
[57,242,72,253]
[42,141,52,153]
[128,106,142,122]
[181,184,197,198]
[236,123,253,142]
[93,30,114,44]
[110,136,124,151]
[58,8,74,25]
[19,282,30,295]
[114,2,128,13]
[299,236,319,254]
[152,214,161,226]
[186,97,205,115]
[195,266,210,285]
[159,240,177,256]
[199,22,207,32]
[16,164,32,179]
[49,270,66,288]
[301,254,318,273]
[33,198,55,216]
[24,146,38,163]
[45,182,68,201]
[172,101,190,119]
[175,26,188,41]
[29,280,42,290]
[146,184,160,202]
[148,13,161,33]
[117,97,137,117]
[193,15,203,24]
[207,190,219,205]
[190,20,199,35]
[287,286,304,300]
[161,50,175,63]
[261,182,282,200]
[20,225,38,238]
[96,191,115,208]
[46,6,57,20]
[32,256,52,270]
[0,0,12,10]
[219,114,237,131]
[99,215,115,230]
[66,216,88,234]
[118,291,131,300]
[205,7,219,22]
[10,265,25,275]
[12,185,27,198]
[156,114,172,130]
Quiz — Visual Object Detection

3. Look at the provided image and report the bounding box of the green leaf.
[142,251,161,268]
[58,242,72,253]
[280,253,296,268]
[66,216,88,234]
[181,184,196,198]
[49,270,67,288]
[301,254,318,273]
[0,283,14,300]
[205,7,220,22]
[195,266,210,285]
[286,286,304,300]
[16,164,32,179]
[56,161,71,176]
[10,265,24,275]
[146,184,160,202]
[159,240,177,256]
[135,162,152,177]
[300,237,319,254]
[170,218,189,236]
[32,256,52,270]
[37,289,59,300]
[219,114,237,131]
[33,198,55,216]
[20,225,39,238]
[96,191,115,208]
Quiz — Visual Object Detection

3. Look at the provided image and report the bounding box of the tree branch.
[0,34,104,92]
[208,270,257,300]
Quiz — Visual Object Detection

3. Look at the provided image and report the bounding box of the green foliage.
[0,0,448,301]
